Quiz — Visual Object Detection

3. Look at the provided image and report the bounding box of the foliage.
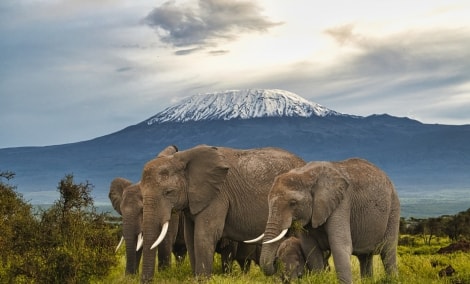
[0,171,39,282]
[400,208,470,243]
[0,172,119,283]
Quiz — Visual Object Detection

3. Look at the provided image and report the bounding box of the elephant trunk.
[141,199,172,283]
[141,205,159,283]
[125,235,138,274]
[123,218,140,275]
[260,223,284,276]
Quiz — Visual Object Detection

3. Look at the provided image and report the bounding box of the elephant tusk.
[150,221,169,250]
[136,232,143,251]
[244,233,265,243]
[115,236,124,253]
[263,228,288,244]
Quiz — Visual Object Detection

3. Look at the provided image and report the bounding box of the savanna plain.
[101,237,470,284]
[1,172,469,284]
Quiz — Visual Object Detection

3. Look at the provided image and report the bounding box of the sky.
[1,0,470,148]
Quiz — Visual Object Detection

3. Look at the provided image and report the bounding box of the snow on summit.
[147,89,339,125]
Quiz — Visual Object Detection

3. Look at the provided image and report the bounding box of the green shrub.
[0,172,119,283]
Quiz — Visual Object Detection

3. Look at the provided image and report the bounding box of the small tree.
[37,174,118,283]
[443,209,470,241]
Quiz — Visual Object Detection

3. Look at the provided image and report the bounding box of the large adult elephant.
[140,145,305,282]
[108,176,186,275]
[258,158,400,284]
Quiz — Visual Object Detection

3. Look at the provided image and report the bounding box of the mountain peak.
[146,89,340,125]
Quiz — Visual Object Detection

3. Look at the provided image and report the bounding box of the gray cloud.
[175,47,202,55]
[208,49,229,55]
[143,0,282,51]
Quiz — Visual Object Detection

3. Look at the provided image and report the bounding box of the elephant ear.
[175,146,229,215]
[108,177,133,216]
[310,165,349,228]
[157,145,178,157]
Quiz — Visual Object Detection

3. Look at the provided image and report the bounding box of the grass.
[95,237,470,283]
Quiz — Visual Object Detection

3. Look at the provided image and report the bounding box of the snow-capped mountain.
[146,89,340,125]
[2,88,470,217]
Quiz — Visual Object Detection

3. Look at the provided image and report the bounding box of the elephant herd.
[108,145,400,283]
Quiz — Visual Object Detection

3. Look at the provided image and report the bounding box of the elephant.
[275,235,331,283]
[276,236,306,283]
[258,158,400,284]
[108,177,186,275]
[216,238,261,274]
[139,144,305,282]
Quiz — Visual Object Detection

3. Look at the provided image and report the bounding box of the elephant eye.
[164,188,175,196]
[289,199,297,207]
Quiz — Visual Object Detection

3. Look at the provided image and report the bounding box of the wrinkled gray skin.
[108,177,186,275]
[260,158,400,284]
[140,145,305,282]
[217,238,261,273]
[276,235,331,283]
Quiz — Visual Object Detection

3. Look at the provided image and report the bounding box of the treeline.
[0,171,119,283]
[399,208,470,245]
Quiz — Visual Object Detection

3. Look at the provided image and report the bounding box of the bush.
[0,171,40,282]
[0,172,119,283]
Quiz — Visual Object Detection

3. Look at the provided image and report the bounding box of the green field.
[96,237,470,284]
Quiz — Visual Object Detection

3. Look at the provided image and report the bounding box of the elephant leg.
[239,259,252,273]
[184,213,196,274]
[381,208,399,276]
[158,236,173,270]
[193,208,226,277]
[234,242,254,273]
[217,238,236,273]
[327,220,353,284]
[173,214,187,265]
[299,233,325,272]
[330,244,353,284]
[158,213,180,269]
[380,241,398,276]
[357,254,373,278]
[193,230,218,276]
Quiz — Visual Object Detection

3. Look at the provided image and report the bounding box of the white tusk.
[150,221,169,250]
[244,233,265,243]
[136,232,143,251]
[263,228,288,244]
[115,236,124,253]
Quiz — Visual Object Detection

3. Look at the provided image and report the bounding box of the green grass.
[95,238,470,284]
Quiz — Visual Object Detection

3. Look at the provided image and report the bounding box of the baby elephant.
[276,236,330,283]
[276,237,306,283]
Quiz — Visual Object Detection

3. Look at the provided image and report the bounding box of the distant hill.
[1,89,469,217]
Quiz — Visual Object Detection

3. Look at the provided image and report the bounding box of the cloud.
[174,47,202,55]
[143,0,282,52]
[324,24,357,46]
[236,26,470,124]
